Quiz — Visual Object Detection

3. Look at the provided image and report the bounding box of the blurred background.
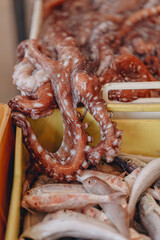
[0,0,34,103]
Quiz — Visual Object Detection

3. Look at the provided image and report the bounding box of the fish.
[24,183,87,195]
[124,168,141,192]
[114,154,160,201]
[77,170,129,195]
[139,193,160,240]
[114,153,146,173]
[147,187,160,201]
[21,183,122,212]
[128,157,160,218]
[83,176,130,238]
[20,209,127,240]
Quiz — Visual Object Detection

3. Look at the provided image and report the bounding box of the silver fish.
[128,158,160,218]
[83,176,130,238]
[114,154,160,200]
[139,193,160,240]
[77,170,129,195]
[20,209,127,240]
[114,153,146,173]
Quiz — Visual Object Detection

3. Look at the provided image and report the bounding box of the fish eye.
[88,180,91,183]
[26,191,30,195]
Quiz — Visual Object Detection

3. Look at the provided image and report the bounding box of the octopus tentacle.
[119,5,160,41]
[12,58,49,94]
[16,39,90,180]
[8,82,56,119]
[72,71,122,164]
[10,39,58,118]
[102,54,157,102]
[12,112,88,182]
[43,0,66,19]
[89,20,117,76]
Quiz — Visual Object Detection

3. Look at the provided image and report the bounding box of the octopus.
[9,0,160,181]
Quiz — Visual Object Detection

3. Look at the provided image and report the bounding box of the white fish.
[139,193,160,240]
[20,209,127,240]
[128,158,160,218]
[83,176,130,238]
[77,170,129,195]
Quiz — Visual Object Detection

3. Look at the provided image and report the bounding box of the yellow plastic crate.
[0,104,14,240]
[5,0,160,238]
[5,108,160,240]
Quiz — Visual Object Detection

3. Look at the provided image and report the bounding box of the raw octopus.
[9,0,160,181]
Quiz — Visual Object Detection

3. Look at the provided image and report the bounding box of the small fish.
[114,153,146,173]
[22,185,122,212]
[77,170,129,195]
[20,210,127,240]
[24,183,87,196]
[147,187,160,201]
[83,176,130,238]
[114,154,160,202]
[128,157,160,218]
[139,193,160,240]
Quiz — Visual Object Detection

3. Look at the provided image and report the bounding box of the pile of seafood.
[20,154,160,240]
[8,0,160,239]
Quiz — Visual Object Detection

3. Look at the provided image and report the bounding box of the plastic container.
[5,0,160,238]
[5,108,160,240]
[0,104,14,240]
[103,82,160,119]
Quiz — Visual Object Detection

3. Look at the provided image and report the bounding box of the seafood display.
[7,0,160,240]
[19,157,160,240]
